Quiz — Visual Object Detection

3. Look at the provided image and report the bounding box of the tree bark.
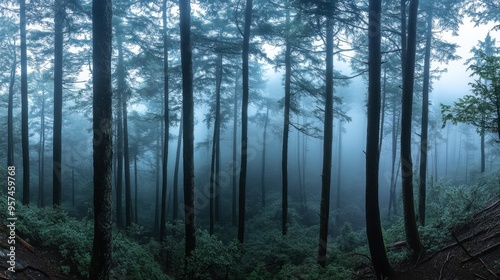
[89,0,113,278]
[480,121,485,173]
[7,40,16,168]
[123,97,132,228]
[232,76,238,226]
[261,107,269,208]
[238,0,253,244]
[336,120,342,210]
[38,90,46,207]
[53,0,64,206]
[366,1,393,277]
[173,117,183,221]
[20,0,30,205]
[282,2,291,236]
[134,153,138,223]
[418,6,432,226]
[179,0,196,258]
[401,0,424,256]
[160,0,170,242]
[317,17,334,268]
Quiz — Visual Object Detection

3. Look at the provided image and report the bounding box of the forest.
[1,0,500,279]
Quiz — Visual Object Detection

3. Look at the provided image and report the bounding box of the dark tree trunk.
[154,132,160,234]
[21,0,30,205]
[115,29,125,228]
[53,0,64,206]
[160,0,170,242]
[210,54,223,235]
[261,107,269,208]
[38,91,46,207]
[366,1,393,277]
[379,66,387,153]
[282,4,291,237]
[123,98,132,228]
[134,153,138,223]
[232,76,238,226]
[238,0,253,244]
[71,152,75,206]
[89,0,113,278]
[7,40,16,168]
[179,0,196,258]
[336,120,342,210]
[401,0,424,256]
[173,117,182,221]
[317,17,334,268]
[480,121,485,173]
[418,6,432,226]
[389,108,400,217]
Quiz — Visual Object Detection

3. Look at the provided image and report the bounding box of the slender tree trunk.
[53,0,64,206]
[261,107,269,208]
[154,132,160,234]
[179,0,196,258]
[445,125,449,176]
[379,66,387,153]
[238,0,253,244]
[7,42,16,168]
[317,17,334,268]
[134,153,138,223]
[433,135,438,181]
[160,0,170,242]
[71,151,75,206]
[20,0,30,205]
[418,6,432,226]
[366,1,393,276]
[480,122,485,173]
[297,115,305,213]
[210,53,223,235]
[115,28,125,228]
[123,99,132,227]
[39,90,46,207]
[173,117,183,221]
[232,76,238,226]
[302,124,307,210]
[282,2,291,236]
[401,0,424,256]
[336,120,342,210]
[89,0,113,277]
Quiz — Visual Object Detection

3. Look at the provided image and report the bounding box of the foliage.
[0,198,168,279]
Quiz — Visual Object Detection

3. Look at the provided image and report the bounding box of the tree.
[20,0,29,205]
[160,0,170,242]
[179,0,196,259]
[400,0,425,256]
[442,53,500,149]
[238,0,253,244]
[89,0,113,278]
[53,0,64,206]
[365,0,393,277]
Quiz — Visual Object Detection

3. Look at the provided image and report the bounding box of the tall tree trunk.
[480,120,485,173]
[238,0,253,244]
[123,98,132,227]
[21,0,30,205]
[401,0,424,256]
[39,90,46,207]
[297,115,305,213]
[89,0,113,277]
[210,53,223,235]
[282,2,291,236]
[173,117,183,221]
[379,66,387,153]
[317,17,334,268]
[232,76,238,226]
[160,0,170,242]
[445,125,449,176]
[71,151,75,206]
[53,0,64,206]
[154,131,160,234]
[418,6,432,226]
[433,135,438,181]
[179,0,196,258]
[134,153,138,223]
[7,42,16,168]
[388,98,398,217]
[366,1,393,277]
[261,107,269,208]
[115,28,125,228]
[336,120,342,210]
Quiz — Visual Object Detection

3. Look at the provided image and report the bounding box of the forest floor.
[358,198,500,280]
[0,223,82,280]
